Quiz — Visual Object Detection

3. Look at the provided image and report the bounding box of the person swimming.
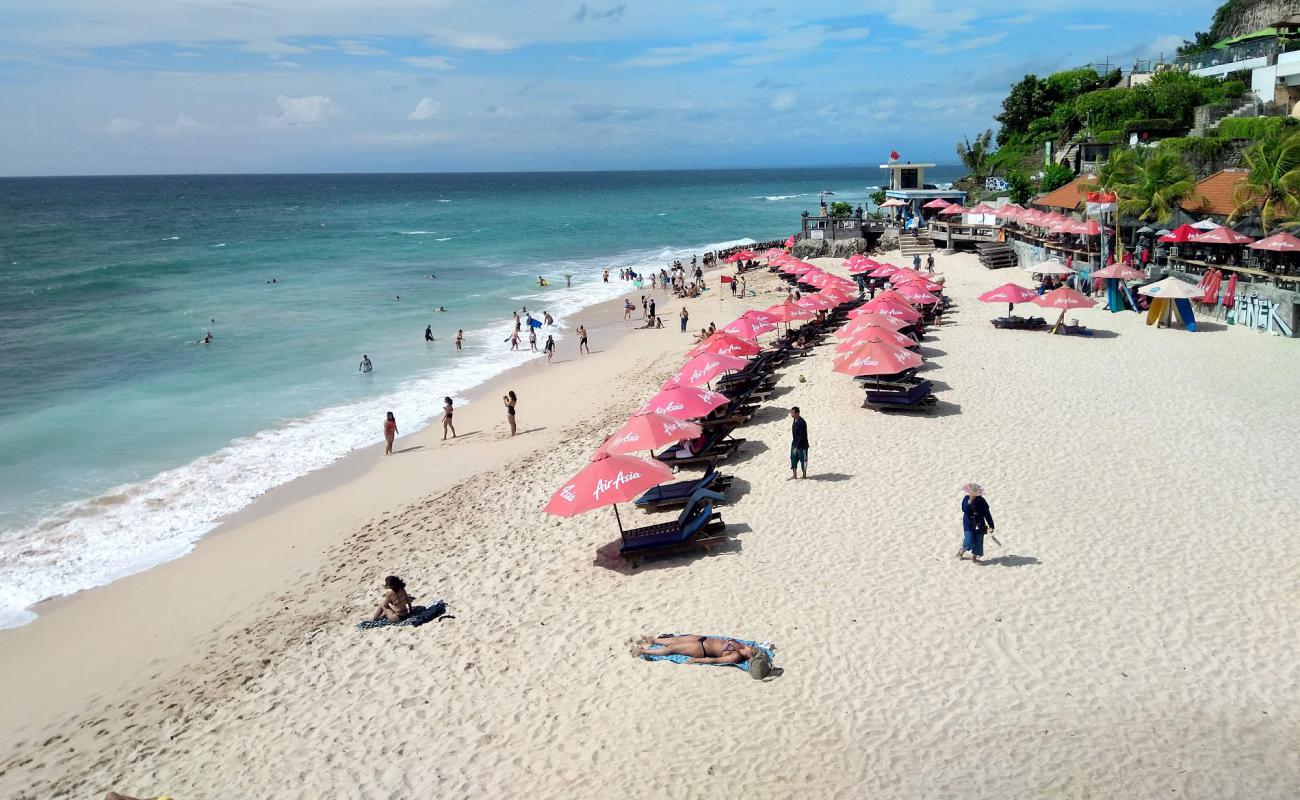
[198,331,213,345]
[359,354,373,373]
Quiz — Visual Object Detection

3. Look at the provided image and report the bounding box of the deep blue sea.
[0,166,962,627]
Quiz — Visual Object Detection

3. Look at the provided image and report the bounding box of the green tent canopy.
[1212,27,1278,49]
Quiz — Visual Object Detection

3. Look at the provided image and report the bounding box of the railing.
[799,213,888,241]
[1174,37,1291,72]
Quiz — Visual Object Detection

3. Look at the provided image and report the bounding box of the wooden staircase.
[899,232,936,258]
[977,242,1017,269]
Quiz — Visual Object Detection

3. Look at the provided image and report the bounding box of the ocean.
[0,166,963,627]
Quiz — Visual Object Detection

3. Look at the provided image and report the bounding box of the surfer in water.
[538,276,548,287]
[359,354,373,373]
[543,311,553,326]
[198,330,213,345]
[425,325,435,342]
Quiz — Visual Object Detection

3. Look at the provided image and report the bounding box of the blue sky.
[0,0,1219,175]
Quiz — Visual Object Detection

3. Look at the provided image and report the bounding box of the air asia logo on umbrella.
[559,484,577,502]
[610,431,641,446]
[594,470,641,500]
[851,356,880,368]
[718,345,742,355]
[654,401,685,414]
[687,361,721,383]
[695,390,721,403]
[659,419,694,437]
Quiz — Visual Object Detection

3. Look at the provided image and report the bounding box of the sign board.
[810,230,824,240]
[1227,292,1294,336]
[985,176,1008,192]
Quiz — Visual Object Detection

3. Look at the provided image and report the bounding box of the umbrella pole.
[612,503,624,535]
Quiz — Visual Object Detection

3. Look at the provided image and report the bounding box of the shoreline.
[3,252,1297,799]
[0,257,751,732]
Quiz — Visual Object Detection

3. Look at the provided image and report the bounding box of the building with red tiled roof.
[1033,175,1097,210]
[1181,169,1247,219]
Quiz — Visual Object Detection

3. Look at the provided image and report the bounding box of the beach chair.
[619,498,727,566]
[863,381,938,413]
[655,429,746,466]
[991,316,1047,330]
[854,368,921,389]
[634,463,733,512]
[1053,323,1094,336]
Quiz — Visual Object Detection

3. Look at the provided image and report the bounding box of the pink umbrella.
[688,332,761,358]
[1158,224,1200,243]
[784,262,816,275]
[923,198,952,209]
[879,198,907,208]
[601,413,702,456]
[1249,231,1300,251]
[764,303,816,323]
[860,297,922,322]
[544,450,674,533]
[819,287,853,303]
[874,289,915,306]
[968,203,996,215]
[722,311,777,339]
[1191,227,1255,245]
[637,385,729,419]
[1025,260,1075,276]
[894,276,944,292]
[1198,269,1223,306]
[894,284,940,304]
[978,283,1039,305]
[938,205,967,216]
[675,352,751,387]
[1036,287,1097,310]
[1091,263,1145,280]
[868,263,901,278]
[848,262,876,274]
[796,294,837,311]
[842,310,908,329]
[832,340,923,376]
[1223,273,1239,308]
[834,326,916,350]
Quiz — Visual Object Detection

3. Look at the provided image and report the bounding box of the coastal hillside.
[1208,0,1300,40]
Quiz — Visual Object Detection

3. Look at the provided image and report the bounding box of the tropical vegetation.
[955,130,993,180]
[1087,149,1199,224]
[1229,131,1300,232]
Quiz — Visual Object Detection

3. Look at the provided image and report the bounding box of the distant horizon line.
[0,162,963,180]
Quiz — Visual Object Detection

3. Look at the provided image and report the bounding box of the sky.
[0,0,1221,176]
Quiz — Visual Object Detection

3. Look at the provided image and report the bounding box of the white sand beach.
[2,252,1297,799]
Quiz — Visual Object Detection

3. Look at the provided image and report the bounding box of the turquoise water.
[0,167,961,627]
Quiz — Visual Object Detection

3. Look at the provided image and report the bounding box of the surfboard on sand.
[1173,298,1197,332]
[1123,284,1141,312]
[1146,297,1168,326]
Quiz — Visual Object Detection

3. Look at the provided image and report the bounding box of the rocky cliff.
[1209,0,1300,40]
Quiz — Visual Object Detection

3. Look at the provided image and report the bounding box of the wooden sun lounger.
[619,500,727,566]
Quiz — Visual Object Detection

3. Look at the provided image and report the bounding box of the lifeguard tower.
[880,161,965,218]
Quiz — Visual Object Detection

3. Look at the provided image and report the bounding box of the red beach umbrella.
[1157,224,1201,243]
[675,352,751,387]
[832,340,923,376]
[1190,227,1255,245]
[1223,273,1239,308]
[636,385,729,419]
[938,205,967,216]
[601,413,702,456]
[688,332,762,358]
[923,198,952,209]
[723,310,778,339]
[868,264,900,278]
[764,303,816,323]
[879,198,907,208]
[796,294,836,311]
[968,203,996,215]
[544,450,674,533]
[1091,263,1144,280]
[1249,231,1300,251]
[894,276,944,292]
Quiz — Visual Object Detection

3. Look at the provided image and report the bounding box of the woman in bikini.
[637,634,758,665]
[441,396,456,440]
[503,390,517,436]
[577,325,590,354]
[371,575,413,623]
[383,411,398,455]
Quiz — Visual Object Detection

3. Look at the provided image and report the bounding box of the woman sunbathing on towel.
[637,634,757,665]
[371,575,414,623]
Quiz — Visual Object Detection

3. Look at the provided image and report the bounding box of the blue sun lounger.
[620,497,726,565]
[634,463,732,512]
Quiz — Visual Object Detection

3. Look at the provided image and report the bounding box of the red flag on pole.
[889,150,900,161]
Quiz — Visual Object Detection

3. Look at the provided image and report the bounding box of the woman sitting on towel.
[638,635,759,665]
[371,575,414,623]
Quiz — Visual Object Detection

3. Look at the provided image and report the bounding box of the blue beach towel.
[357,600,447,630]
[640,633,776,674]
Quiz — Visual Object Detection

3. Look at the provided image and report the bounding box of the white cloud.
[408,98,442,120]
[337,39,388,56]
[171,51,202,58]
[621,24,871,68]
[999,14,1035,24]
[1065,23,1112,31]
[920,32,1007,54]
[401,56,456,70]
[771,91,798,111]
[155,113,207,135]
[260,95,339,128]
[242,40,308,57]
[103,117,142,135]
[428,30,524,52]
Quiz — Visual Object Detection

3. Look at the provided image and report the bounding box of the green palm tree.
[1229,131,1300,233]
[956,129,993,180]
[1093,149,1197,224]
